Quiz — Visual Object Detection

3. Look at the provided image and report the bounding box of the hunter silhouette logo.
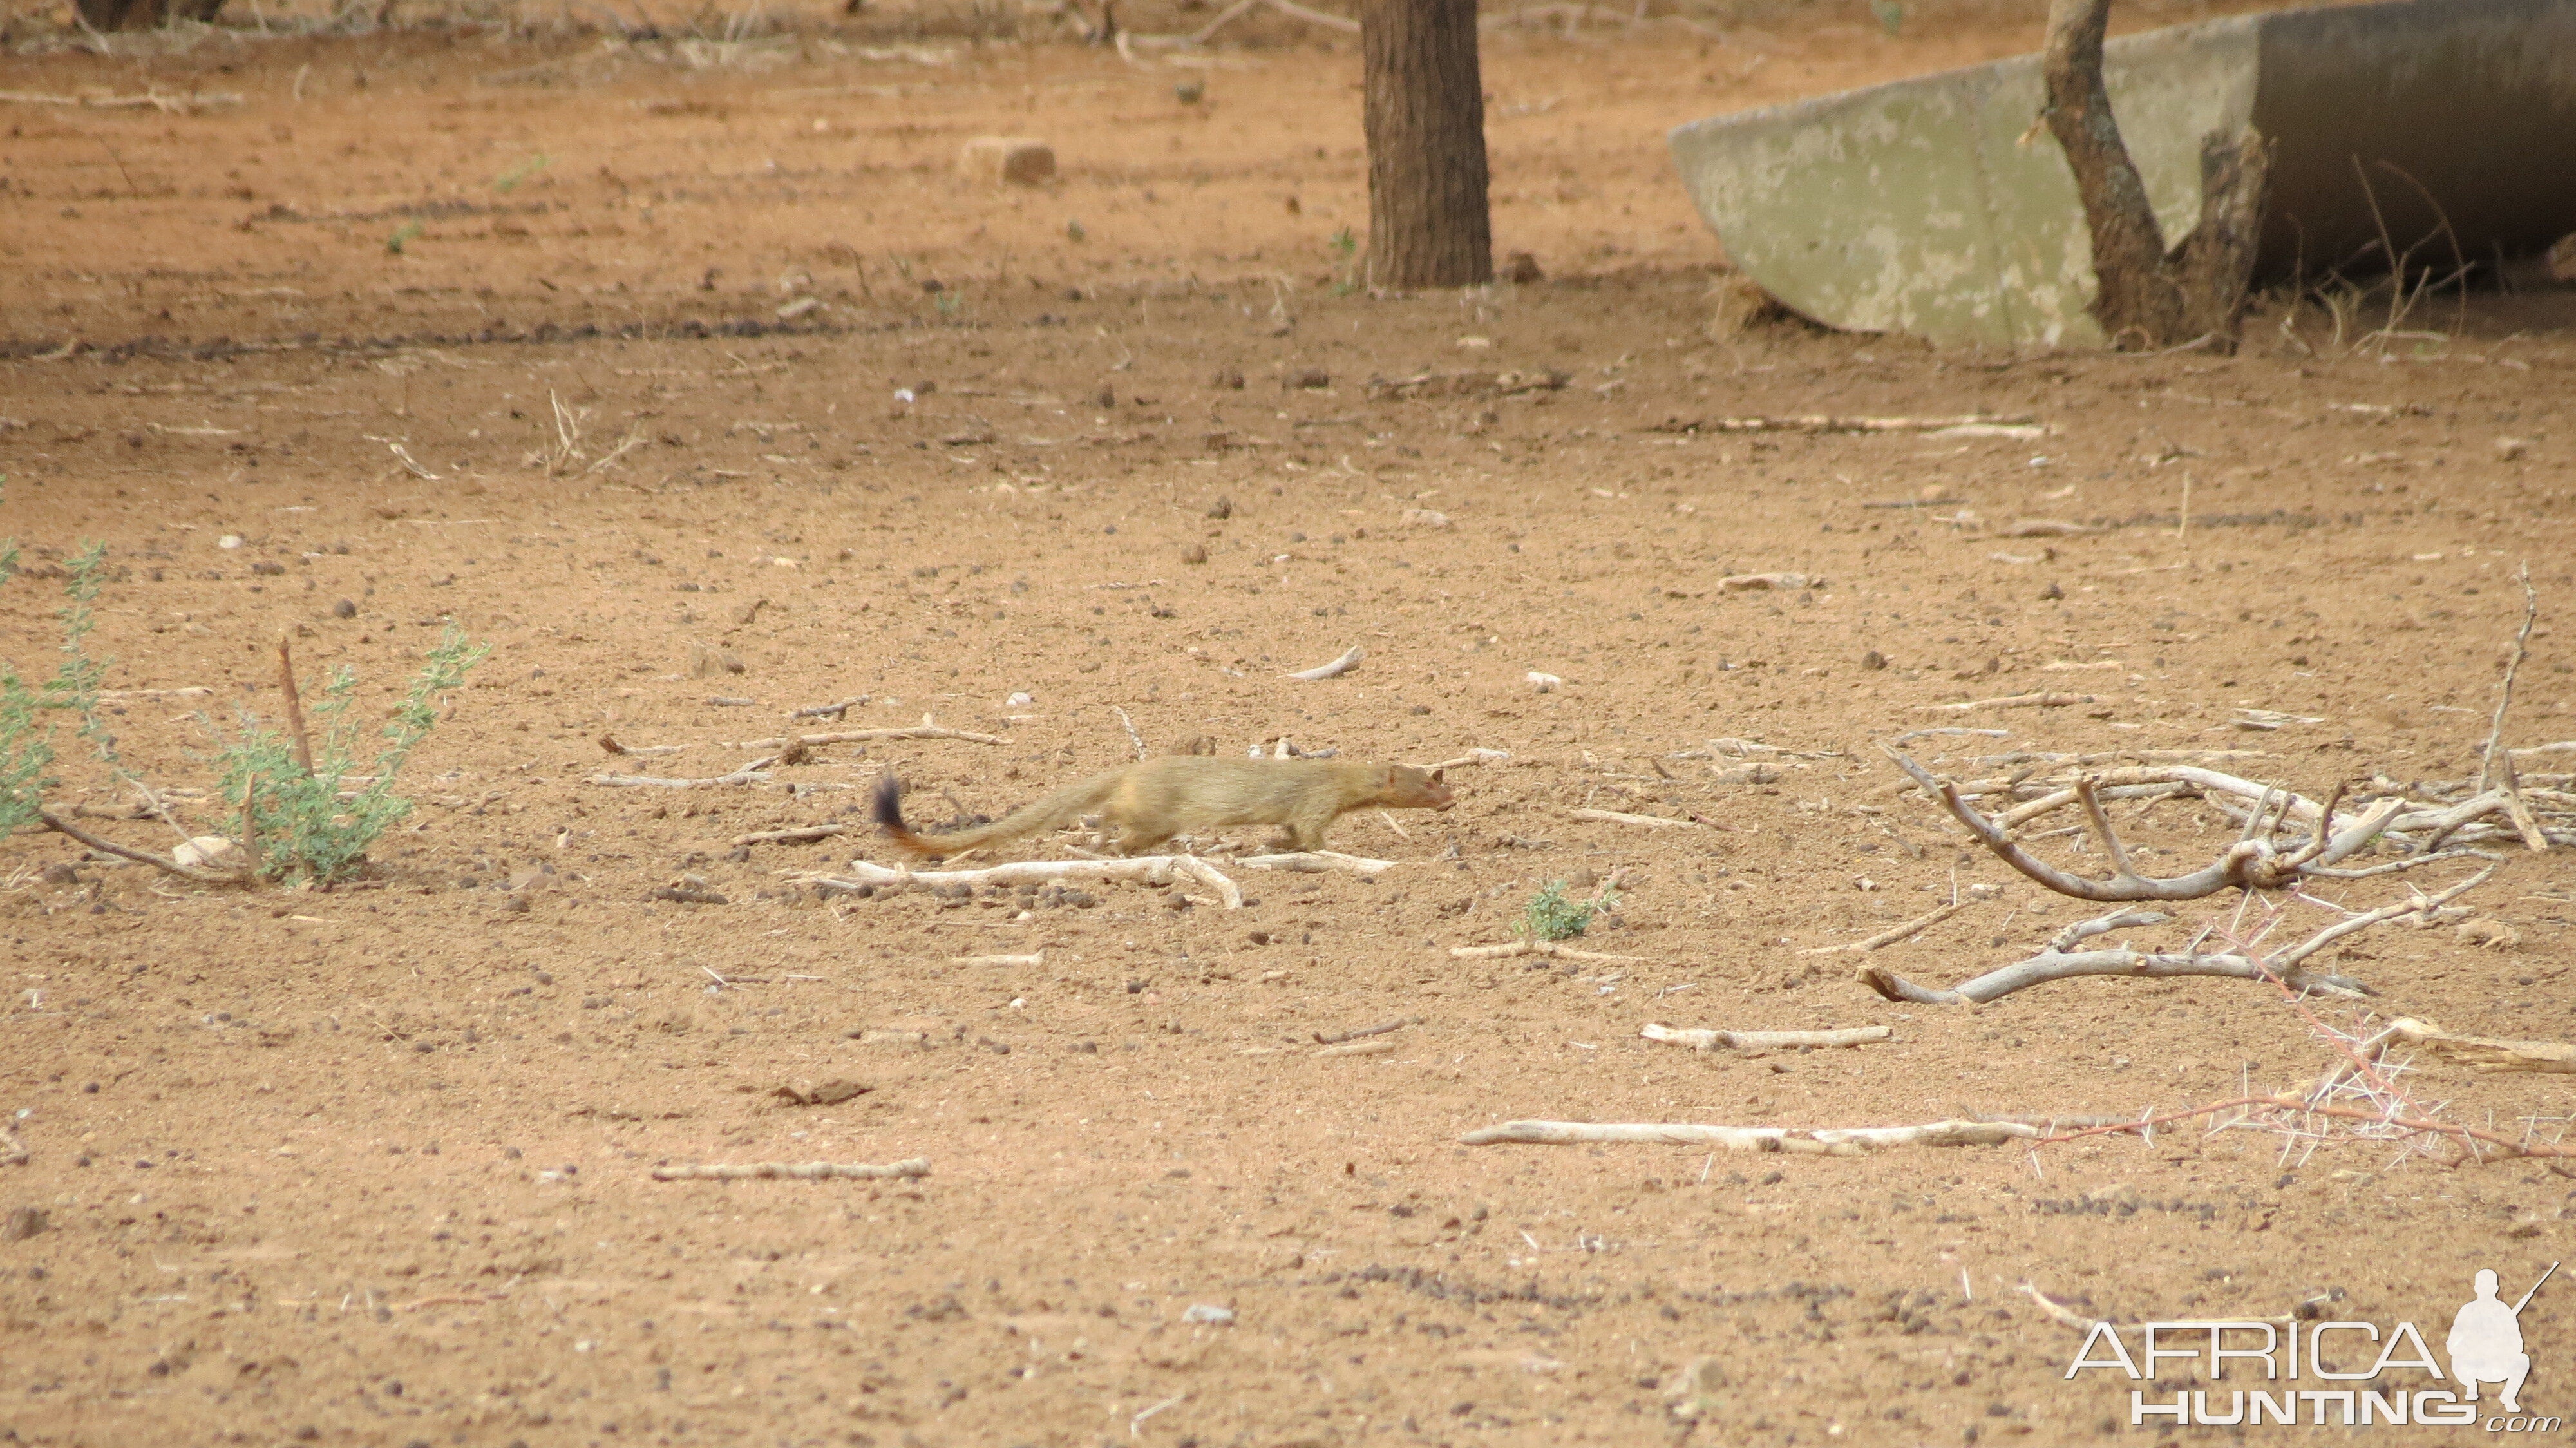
[2451,1263,2555,1415]
[2065,1260,2562,1431]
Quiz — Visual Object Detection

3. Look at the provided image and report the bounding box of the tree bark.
[1360,0,1492,289]
[2041,0,2266,350]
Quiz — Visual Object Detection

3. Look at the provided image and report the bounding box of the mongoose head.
[1392,765,1454,810]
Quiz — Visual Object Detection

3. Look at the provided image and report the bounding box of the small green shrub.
[0,529,110,836]
[1524,879,1613,942]
[216,627,488,884]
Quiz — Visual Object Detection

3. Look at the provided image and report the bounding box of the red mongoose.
[872,756,1453,860]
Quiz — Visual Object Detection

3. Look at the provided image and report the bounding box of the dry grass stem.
[651,1159,930,1181]
[1797,899,1973,955]
[1284,646,1364,681]
[1640,1024,1892,1051]
[1449,940,1642,964]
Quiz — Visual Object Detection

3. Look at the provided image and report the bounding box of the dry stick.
[1567,807,1701,830]
[37,809,238,883]
[276,636,314,777]
[2479,566,2550,852]
[2382,1018,2576,1076]
[1797,899,1973,956]
[650,1158,931,1181]
[1285,646,1363,681]
[954,952,1043,967]
[590,767,774,789]
[1920,691,2098,714]
[734,824,848,847]
[1640,1024,1892,1052]
[1237,850,1396,873]
[791,694,868,719]
[2027,1094,2576,1166]
[1315,1015,1412,1045]
[1448,939,1642,964]
[730,721,1006,749]
[1459,1119,2039,1154]
[1314,1038,1399,1059]
[1173,853,1244,908]
[1112,705,1149,761]
[238,783,261,880]
[820,853,1243,898]
[1683,414,2034,434]
[1423,747,1511,770]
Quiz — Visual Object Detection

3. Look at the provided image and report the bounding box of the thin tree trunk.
[2041,0,2266,350]
[1360,0,1492,289]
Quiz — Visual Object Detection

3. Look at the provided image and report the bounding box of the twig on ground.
[1670,414,2035,434]
[730,718,1007,749]
[2479,566,2550,852]
[1798,899,1973,955]
[734,824,848,847]
[1567,807,1701,830]
[953,951,1043,966]
[791,695,869,719]
[1314,1038,1399,1058]
[1459,1118,2038,1154]
[1640,1024,1892,1052]
[276,636,314,777]
[1315,1016,1412,1045]
[0,88,243,111]
[1888,727,2013,745]
[1113,705,1149,761]
[1422,747,1511,770]
[1284,646,1363,681]
[2383,1017,2576,1075]
[589,767,774,789]
[38,809,240,883]
[650,1159,930,1181]
[816,853,1242,897]
[1237,850,1397,873]
[1920,691,2098,713]
[1173,853,1244,908]
[1449,939,1642,964]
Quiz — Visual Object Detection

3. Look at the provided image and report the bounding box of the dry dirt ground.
[6,5,2576,1446]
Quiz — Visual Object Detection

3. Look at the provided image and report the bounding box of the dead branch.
[1797,899,1973,955]
[1669,414,2034,435]
[1640,1024,1891,1051]
[1173,853,1243,908]
[1920,691,2098,713]
[276,637,314,777]
[2480,566,2548,851]
[1567,807,1701,830]
[729,719,1006,749]
[791,694,869,719]
[1459,1118,2038,1154]
[1314,1038,1399,1058]
[952,951,1043,967]
[1860,868,2489,1005]
[1112,705,1150,761]
[589,767,774,789]
[1421,747,1511,770]
[1315,1016,1412,1045]
[2383,1017,2576,1075]
[650,1158,931,1181]
[734,824,849,847]
[1448,939,1642,965]
[1238,850,1397,873]
[2041,0,2268,350]
[38,809,242,884]
[817,853,1241,900]
[1888,752,2404,900]
[1285,646,1363,681]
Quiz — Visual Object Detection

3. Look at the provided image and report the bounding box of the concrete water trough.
[1667,0,2576,348]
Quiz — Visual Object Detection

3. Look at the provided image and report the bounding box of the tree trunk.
[1360,0,1492,290]
[2041,0,2266,350]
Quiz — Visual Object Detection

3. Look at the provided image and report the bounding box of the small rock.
[2496,436,2533,461]
[775,296,823,321]
[173,836,248,873]
[1401,508,1450,529]
[1285,367,1330,390]
[1206,495,1233,520]
[1094,385,1115,409]
[1209,366,1245,390]
[1,1206,46,1243]
[1180,543,1208,565]
[332,598,357,618]
[688,641,746,678]
[2040,581,2065,601]
[1182,1304,1235,1326]
[1526,671,1563,693]
[1173,77,1205,104]
[1502,251,1544,285]
[958,136,1056,187]
[217,534,243,550]
[40,862,80,885]
[1859,649,1888,671]
[1718,571,1810,592]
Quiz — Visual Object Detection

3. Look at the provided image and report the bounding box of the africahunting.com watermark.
[2064,1264,2559,1431]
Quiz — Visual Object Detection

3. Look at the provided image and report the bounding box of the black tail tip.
[870,773,905,830]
